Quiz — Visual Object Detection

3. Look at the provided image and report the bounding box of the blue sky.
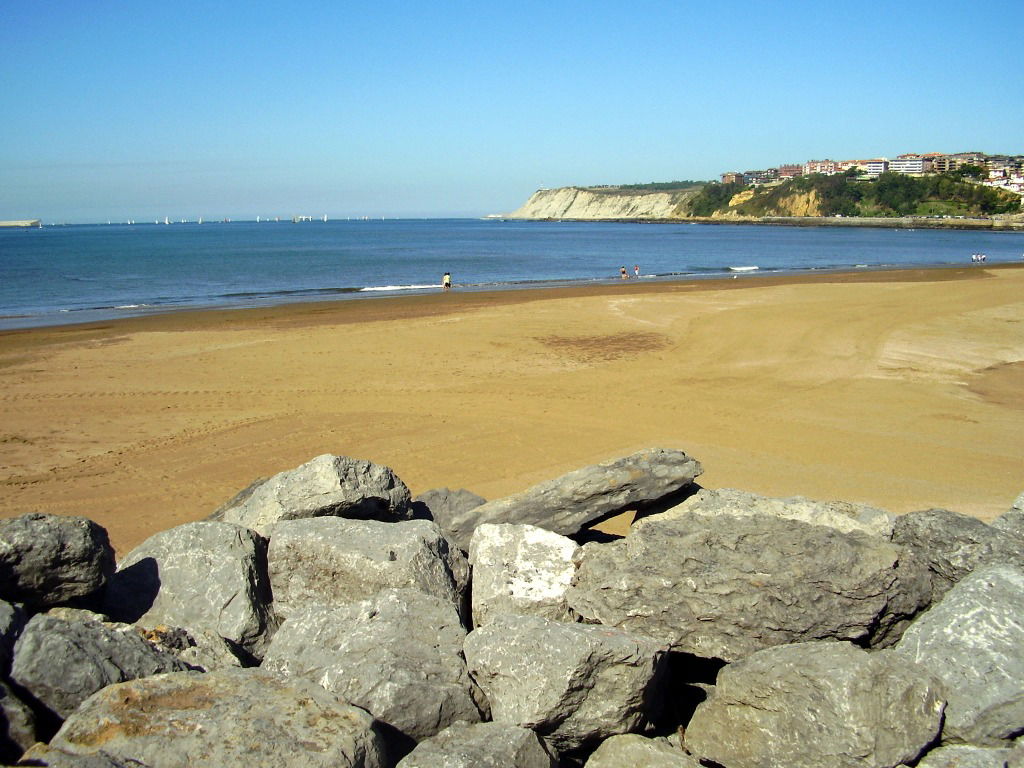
[2,1,1022,221]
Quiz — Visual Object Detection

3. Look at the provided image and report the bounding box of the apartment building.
[863,159,889,177]
[889,154,933,175]
[803,159,840,175]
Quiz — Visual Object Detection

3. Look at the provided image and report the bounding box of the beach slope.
[1,266,1022,553]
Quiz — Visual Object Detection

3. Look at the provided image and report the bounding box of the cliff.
[508,186,702,220]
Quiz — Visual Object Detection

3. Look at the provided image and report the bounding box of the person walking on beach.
[634,264,640,278]
[442,272,451,291]
[620,266,628,280]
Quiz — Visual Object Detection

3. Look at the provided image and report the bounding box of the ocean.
[2,218,1023,330]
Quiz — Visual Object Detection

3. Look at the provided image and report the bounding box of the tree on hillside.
[952,164,986,181]
[872,172,923,215]
[689,182,744,216]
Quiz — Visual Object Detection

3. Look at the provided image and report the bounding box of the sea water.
[1,219,1022,330]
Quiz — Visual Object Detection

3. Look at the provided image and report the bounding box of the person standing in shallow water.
[620,266,628,279]
[442,272,451,291]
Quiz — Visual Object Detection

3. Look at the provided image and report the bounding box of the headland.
[507,184,1024,230]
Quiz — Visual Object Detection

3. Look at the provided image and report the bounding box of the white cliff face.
[508,186,701,220]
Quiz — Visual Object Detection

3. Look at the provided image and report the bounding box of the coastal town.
[721,151,1024,196]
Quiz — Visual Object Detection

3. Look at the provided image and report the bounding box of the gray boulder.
[585,734,701,767]
[48,668,387,768]
[893,564,1024,746]
[0,514,114,609]
[892,508,1024,601]
[685,641,945,768]
[17,744,149,766]
[414,488,487,539]
[1,680,36,762]
[468,523,578,628]
[568,514,931,661]
[263,588,485,742]
[216,454,413,535]
[990,492,1024,540]
[102,522,273,656]
[652,487,894,537]
[913,744,1016,768]
[463,613,667,753]
[135,625,245,672]
[0,599,26,676]
[267,517,468,623]
[440,448,702,550]
[10,614,189,719]
[396,721,557,768]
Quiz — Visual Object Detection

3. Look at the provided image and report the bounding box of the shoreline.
[512,214,1024,231]
[2,264,1022,554]
[4,260,1023,334]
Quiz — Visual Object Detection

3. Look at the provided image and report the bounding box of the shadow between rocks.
[103,557,160,623]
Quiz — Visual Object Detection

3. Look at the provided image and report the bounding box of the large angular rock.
[0,514,114,609]
[0,680,36,762]
[136,625,245,672]
[414,488,487,539]
[10,614,189,719]
[396,721,557,768]
[17,744,149,767]
[102,522,273,656]
[216,454,413,535]
[913,744,1016,768]
[990,492,1024,540]
[440,449,702,550]
[463,613,667,753]
[48,668,387,768]
[585,734,701,767]
[0,599,26,676]
[567,514,932,661]
[263,589,485,742]
[892,508,1024,601]
[652,487,894,538]
[468,523,578,628]
[893,565,1024,746]
[267,517,468,622]
[685,641,945,768]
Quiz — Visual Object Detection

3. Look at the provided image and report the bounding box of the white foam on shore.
[360,284,440,292]
[728,265,759,272]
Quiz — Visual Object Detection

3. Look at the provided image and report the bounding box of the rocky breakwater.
[508,186,701,220]
[1,451,1023,767]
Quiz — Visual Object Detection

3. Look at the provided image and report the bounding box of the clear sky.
[2,0,1022,222]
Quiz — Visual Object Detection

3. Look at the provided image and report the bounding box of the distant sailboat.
[164,216,169,225]
[323,214,328,222]
[198,217,203,224]
[257,215,261,223]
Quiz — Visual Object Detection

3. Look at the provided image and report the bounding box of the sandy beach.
[1,265,1022,554]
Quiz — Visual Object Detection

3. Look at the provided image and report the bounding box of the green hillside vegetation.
[596,181,705,192]
[689,170,1021,218]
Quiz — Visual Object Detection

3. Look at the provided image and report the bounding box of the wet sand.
[2,265,1022,554]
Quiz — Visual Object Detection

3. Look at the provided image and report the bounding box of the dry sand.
[1,266,1022,554]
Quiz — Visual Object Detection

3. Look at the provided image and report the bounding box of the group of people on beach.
[620,265,641,279]
[443,265,645,292]
[971,253,988,263]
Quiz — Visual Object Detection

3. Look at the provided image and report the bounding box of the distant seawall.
[0,220,42,228]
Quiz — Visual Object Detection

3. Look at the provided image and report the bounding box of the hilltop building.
[717,150,1021,197]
